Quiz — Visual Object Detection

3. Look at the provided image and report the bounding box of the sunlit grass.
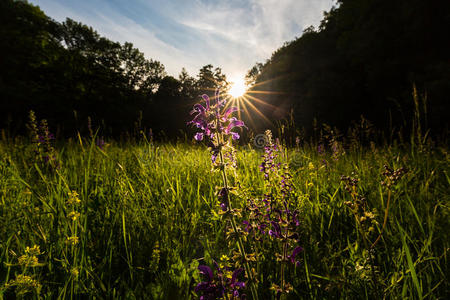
[0,139,448,298]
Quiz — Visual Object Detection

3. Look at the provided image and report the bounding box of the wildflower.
[188,91,246,145]
[195,265,224,299]
[220,254,230,262]
[18,254,39,267]
[25,245,40,256]
[195,264,246,299]
[6,274,41,295]
[287,246,304,267]
[194,132,204,141]
[67,190,81,205]
[317,143,325,155]
[71,267,79,279]
[66,236,79,245]
[67,211,81,221]
[218,188,229,212]
[96,137,105,149]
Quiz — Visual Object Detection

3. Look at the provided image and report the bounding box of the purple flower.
[195,264,245,300]
[199,265,214,280]
[195,265,224,300]
[288,246,304,266]
[194,132,204,141]
[202,94,210,111]
[318,143,325,155]
[225,118,246,134]
[188,90,246,151]
[269,221,282,238]
[218,188,229,211]
[242,220,251,232]
[221,107,239,122]
[96,138,105,149]
[230,268,246,295]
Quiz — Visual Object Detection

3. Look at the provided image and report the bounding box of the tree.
[196,64,229,99]
[178,68,197,100]
[245,62,264,87]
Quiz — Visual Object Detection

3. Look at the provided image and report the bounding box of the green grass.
[0,138,448,299]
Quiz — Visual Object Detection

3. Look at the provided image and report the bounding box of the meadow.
[0,130,448,299]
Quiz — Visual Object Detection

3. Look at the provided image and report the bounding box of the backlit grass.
[0,138,448,299]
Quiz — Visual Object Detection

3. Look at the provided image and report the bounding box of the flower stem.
[218,148,259,300]
[371,188,391,249]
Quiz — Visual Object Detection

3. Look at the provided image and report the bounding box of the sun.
[229,77,247,98]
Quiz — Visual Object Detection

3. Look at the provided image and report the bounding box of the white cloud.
[168,0,335,78]
[30,0,335,79]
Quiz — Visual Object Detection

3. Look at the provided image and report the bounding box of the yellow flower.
[70,267,79,278]
[25,245,41,256]
[308,162,315,170]
[220,254,229,262]
[18,255,39,267]
[67,211,81,221]
[67,190,81,205]
[364,211,375,219]
[7,274,41,295]
[66,236,79,245]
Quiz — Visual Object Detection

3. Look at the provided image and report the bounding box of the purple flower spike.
[288,246,304,265]
[194,132,204,141]
[198,265,214,281]
[270,221,281,238]
[202,94,210,110]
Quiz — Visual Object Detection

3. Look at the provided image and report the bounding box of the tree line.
[0,0,229,139]
[246,0,449,137]
[1,0,449,140]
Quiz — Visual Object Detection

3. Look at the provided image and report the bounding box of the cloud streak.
[30,0,335,79]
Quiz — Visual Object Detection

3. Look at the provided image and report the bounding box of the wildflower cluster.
[188,90,245,164]
[18,245,42,267]
[189,91,305,298]
[381,165,408,189]
[27,110,58,168]
[188,90,254,299]
[341,175,378,234]
[371,164,408,248]
[66,191,82,242]
[64,190,82,282]
[195,262,246,300]
[246,131,303,297]
[5,274,41,296]
[5,245,43,296]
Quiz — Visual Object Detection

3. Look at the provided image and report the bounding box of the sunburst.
[229,77,247,98]
[222,75,286,128]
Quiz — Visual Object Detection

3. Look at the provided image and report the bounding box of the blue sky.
[30,0,335,81]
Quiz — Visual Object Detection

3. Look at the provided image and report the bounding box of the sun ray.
[244,94,279,111]
[239,95,273,125]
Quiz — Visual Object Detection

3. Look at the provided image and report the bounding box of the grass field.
[0,136,448,299]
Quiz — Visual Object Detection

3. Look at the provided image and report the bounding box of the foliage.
[249,0,450,134]
[0,0,228,139]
